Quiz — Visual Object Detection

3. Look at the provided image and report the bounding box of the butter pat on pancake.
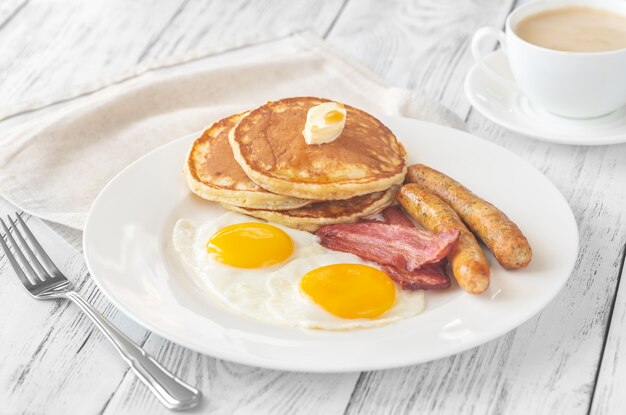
[229,97,407,200]
[185,113,311,210]
[221,187,396,232]
[302,102,347,145]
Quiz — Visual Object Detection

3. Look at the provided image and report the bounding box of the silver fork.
[0,213,202,411]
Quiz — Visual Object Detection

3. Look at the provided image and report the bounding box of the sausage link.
[397,184,490,294]
[407,164,532,269]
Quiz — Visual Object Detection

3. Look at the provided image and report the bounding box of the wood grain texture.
[459,119,626,414]
[326,0,515,117]
[2,0,626,413]
[344,117,626,414]
[590,248,626,415]
[0,199,152,414]
[102,341,358,415]
[0,2,362,414]
[0,194,361,415]
[328,0,626,413]
[1,0,182,107]
[0,0,346,110]
[131,0,347,63]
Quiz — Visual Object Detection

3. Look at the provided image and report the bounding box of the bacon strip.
[382,262,450,290]
[382,206,414,227]
[379,206,451,290]
[315,222,459,272]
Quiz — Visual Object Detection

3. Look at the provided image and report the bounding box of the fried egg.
[266,255,424,330]
[172,212,424,330]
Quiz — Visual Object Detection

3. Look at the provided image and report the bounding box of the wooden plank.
[0,198,360,415]
[132,0,348,62]
[326,0,516,118]
[102,338,359,415]
[590,246,626,415]
[344,117,626,414]
[327,0,626,413]
[0,1,361,413]
[0,198,152,414]
[0,0,185,107]
[92,2,368,413]
[0,0,347,111]
[2,0,624,413]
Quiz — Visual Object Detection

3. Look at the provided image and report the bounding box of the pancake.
[222,187,397,232]
[185,113,311,210]
[229,97,407,200]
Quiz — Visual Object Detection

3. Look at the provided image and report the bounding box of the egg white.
[266,254,424,330]
[172,213,325,321]
[172,212,425,330]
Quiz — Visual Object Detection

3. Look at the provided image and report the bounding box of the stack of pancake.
[184,97,407,231]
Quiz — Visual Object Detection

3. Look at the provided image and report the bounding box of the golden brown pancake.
[229,97,407,200]
[222,187,397,232]
[185,113,311,210]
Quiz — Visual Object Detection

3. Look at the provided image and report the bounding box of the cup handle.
[471,27,517,90]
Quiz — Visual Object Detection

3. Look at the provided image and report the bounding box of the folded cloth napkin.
[0,33,464,230]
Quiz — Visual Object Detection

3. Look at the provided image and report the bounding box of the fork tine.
[0,218,37,286]
[8,215,49,281]
[15,214,62,277]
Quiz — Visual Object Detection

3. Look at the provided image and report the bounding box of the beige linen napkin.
[0,33,463,230]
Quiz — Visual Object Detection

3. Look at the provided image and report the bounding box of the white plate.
[465,50,626,146]
[83,115,579,372]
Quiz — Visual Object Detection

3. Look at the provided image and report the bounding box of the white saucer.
[465,50,626,146]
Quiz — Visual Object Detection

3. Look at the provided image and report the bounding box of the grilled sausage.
[397,184,490,294]
[407,164,532,270]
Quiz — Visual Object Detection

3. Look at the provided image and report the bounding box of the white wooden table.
[1,1,625,414]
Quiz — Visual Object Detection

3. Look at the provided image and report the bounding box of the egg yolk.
[206,223,293,268]
[300,264,396,319]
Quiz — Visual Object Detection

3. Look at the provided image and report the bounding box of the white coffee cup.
[471,0,626,119]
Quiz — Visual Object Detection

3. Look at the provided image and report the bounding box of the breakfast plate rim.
[83,114,579,372]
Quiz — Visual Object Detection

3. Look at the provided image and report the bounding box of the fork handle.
[64,291,202,410]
